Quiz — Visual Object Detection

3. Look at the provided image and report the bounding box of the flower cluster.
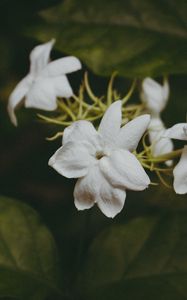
[7,40,187,218]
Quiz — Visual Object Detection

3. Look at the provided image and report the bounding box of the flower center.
[95,151,106,160]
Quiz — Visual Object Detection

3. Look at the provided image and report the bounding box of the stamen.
[95,151,106,160]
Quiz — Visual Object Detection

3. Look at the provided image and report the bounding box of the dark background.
[0,1,187,299]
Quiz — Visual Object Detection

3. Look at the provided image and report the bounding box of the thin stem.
[84,72,106,109]
[38,114,72,126]
[46,132,63,141]
[77,84,84,118]
[107,71,117,106]
[72,95,100,112]
[121,79,137,105]
[58,100,76,121]
[113,89,121,101]
[56,114,68,121]
[86,113,103,121]
[122,104,143,111]
[38,114,65,125]
[156,170,172,189]
[148,149,183,163]
[84,72,99,103]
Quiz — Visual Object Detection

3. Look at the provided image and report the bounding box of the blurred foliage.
[26,0,187,77]
[0,196,62,299]
[77,214,187,300]
[0,0,187,299]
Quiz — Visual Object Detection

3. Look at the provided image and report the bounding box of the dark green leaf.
[26,0,187,77]
[0,196,62,299]
[77,214,187,299]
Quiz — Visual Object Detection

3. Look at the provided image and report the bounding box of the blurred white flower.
[8,39,82,126]
[141,77,173,165]
[141,77,169,114]
[49,101,151,218]
[164,122,187,194]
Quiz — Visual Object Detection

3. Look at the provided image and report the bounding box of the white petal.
[116,114,150,151]
[164,123,187,141]
[41,56,82,77]
[25,75,73,110]
[8,74,32,126]
[25,77,57,110]
[141,77,168,114]
[74,166,99,211]
[97,182,126,218]
[173,146,187,194]
[74,166,126,218]
[29,39,55,75]
[98,101,122,145]
[148,117,173,166]
[100,149,150,191]
[48,141,94,178]
[52,75,74,98]
[63,120,98,146]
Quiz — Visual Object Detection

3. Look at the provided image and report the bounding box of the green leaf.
[26,0,187,77]
[0,196,62,299]
[77,214,187,299]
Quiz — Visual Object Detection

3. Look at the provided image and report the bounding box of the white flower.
[164,123,187,194]
[141,77,173,165]
[8,39,82,126]
[141,77,169,114]
[49,101,151,218]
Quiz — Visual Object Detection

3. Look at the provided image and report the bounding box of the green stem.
[121,79,137,105]
[58,100,76,121]
[107,71,117,106]
[84,72,105,110]
[148,148,183,163]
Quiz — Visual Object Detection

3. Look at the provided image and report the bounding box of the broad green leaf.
[26,0,187,77]
[0,196,62,299]
[137,186,187,211]
[77,214,187,299]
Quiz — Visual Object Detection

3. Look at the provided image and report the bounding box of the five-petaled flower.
[49,101,151,218]
[164,122,187,194]
[8,39,82,126]
[141,77,173,165]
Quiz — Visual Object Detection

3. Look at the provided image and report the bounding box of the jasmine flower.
[164,122,187,194]
[49,101,151,218]
[8,39,81,126]
[141,77,173,165]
